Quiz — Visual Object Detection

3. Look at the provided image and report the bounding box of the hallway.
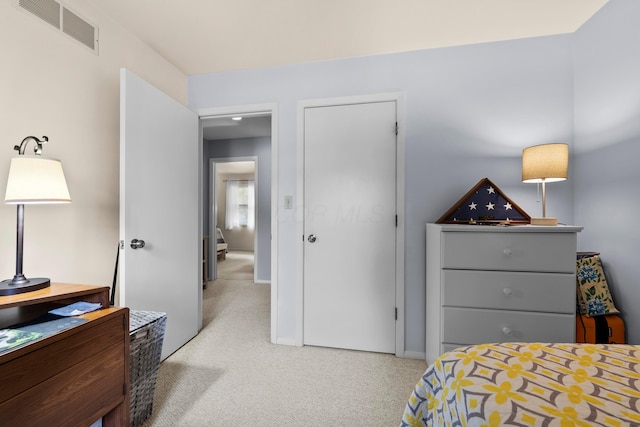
[216,250,254,280]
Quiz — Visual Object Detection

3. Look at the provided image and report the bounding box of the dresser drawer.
[441,231,576,273]
[442,307,575,345]
[442,269,575,313]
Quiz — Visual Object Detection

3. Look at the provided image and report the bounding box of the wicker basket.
[129,310,167,427]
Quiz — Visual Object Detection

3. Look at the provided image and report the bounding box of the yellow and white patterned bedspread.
[401,343,640,426]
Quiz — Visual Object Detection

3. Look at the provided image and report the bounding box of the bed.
[401,342,640,426]
[216,227,228,260]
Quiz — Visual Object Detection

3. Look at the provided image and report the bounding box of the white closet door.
[303,101,397,353]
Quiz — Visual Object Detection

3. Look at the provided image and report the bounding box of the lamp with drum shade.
[1,136,71,296]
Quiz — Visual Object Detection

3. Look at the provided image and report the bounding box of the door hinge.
[395,307,398,320]
[395,122,398,136]
[395,215,398,227]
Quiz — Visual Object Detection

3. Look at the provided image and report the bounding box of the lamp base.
[530,217,558,226]
[0,277,50,296]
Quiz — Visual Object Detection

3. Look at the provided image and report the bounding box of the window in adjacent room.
[225,180,255,230]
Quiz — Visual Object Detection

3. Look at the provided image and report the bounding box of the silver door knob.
[307,234,317,243]
[130,239,146,249]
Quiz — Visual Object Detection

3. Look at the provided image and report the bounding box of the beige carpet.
[215,250,254,280]
[140,253,426,427]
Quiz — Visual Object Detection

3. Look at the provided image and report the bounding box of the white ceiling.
[86,0,608,76]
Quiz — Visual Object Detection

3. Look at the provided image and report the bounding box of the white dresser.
[426,223,583,363]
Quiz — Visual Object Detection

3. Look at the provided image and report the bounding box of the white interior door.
[120,69,201,360]
[303,101,397,353]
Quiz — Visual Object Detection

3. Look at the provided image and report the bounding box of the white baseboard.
[399,350,426,360]
[254,279,270,284]
[275,337,298,346]
[271,339,427,357]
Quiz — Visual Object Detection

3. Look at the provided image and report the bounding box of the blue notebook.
[48,301,102,317]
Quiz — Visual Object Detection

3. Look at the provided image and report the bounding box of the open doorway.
[202,113,272,285]
[200,107,276,343]
[213,159,257,280]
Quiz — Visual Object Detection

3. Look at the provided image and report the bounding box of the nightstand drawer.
[442,307,575,345]
[442,269,575,313]
[441,231,576,272]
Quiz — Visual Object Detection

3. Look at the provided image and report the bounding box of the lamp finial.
[14,135,48,155]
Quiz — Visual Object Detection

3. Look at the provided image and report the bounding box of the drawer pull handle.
[502,327,513,337]
[503,249,512,256]
[503,288,513,296]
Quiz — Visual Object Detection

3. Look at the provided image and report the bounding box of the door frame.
[295,92,406,356]
[196,103,278,344]
[210,156,259,283]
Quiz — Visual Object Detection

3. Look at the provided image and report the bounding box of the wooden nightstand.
[0,283,130,426]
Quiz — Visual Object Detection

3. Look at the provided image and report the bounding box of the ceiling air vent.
[18,0,60,29]
[62,7,97,51]
[15,0,99,54]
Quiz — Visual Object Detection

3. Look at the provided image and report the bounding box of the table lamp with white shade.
[521,143,568,226]
[1,136,71,296]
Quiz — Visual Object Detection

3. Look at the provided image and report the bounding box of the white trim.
[401,351,427,360]
[296,92,406,355]
[275,337,297,347]
[197,119,204,331]
[395,94,406,358]
[197,103,279,345]
[295,104,305,346]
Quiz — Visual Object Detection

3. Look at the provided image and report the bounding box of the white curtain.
[225,180,255,230]
[225,180,240,229]
[247,180,255,230]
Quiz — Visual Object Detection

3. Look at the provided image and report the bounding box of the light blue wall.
[189,34,575,353]
[573,0,640,344]
[204,137,272,283]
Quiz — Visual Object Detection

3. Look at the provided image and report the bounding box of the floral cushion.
[576,255,619,316]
